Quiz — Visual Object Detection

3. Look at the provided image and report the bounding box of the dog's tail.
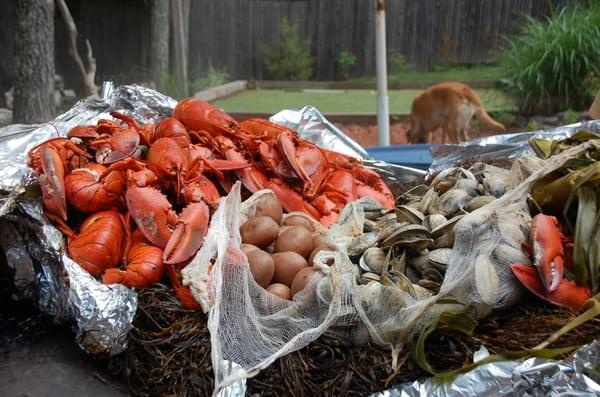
[465,89,506,132]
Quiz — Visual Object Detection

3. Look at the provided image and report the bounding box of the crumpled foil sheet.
[375,341,600,396]
[428,120,600,175]
[0,82,176,355]
[270,106,426,189]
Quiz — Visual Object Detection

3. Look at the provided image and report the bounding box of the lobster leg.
[511,263,591,310]
[166,264,201,310]
[163,201,210,265]
[265,179,321,220]
[182,174,221,208]
[40,146,68,222]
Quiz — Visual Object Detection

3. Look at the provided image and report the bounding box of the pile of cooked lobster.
[27,99,394,307]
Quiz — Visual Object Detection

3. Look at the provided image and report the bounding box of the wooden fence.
[0,0,570,95]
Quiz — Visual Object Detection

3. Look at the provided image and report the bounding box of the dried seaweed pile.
[127,285,599,397]
[126,284,213,397]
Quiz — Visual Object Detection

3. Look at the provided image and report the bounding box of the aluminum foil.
[376,341,600,396]
[270,106,426,189]
[0,82,176,355]
[428,120,600,175]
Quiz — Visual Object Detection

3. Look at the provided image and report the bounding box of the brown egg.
[241,243,259,255]
[291,267,324,297]
[254,194,283,224]
[240,216,279,248]
[277,225,293,236]
[246,249,274,288]
[266,283,292,300]
[264,241,275,254]
[312,232,327,249]
[283,215,315,231]
[274,226,313,258]
[272,251,308,286]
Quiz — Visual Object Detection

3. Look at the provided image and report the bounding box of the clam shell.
[496,214,529,245]
[396,205,425,225]
[348,232,379,257]
[475,255,500,306]
[422,268,444,283]
[427,248,453,270]
[454,178,480,196]
[492,243,531,266]
[431,215,463,239]
[435,177,457,195]
[359,247,388,274]
[397,184,429,204]
[419,188,439,215]
[381,270,417,298]
[436,189,471,217]
[433,233,454,249]
[388,249,407,274]
[483,173,510,198]
[465,195,496,212]
[359,272,381,285]
[363,219,378,232]
[423,214,447,231]
[413,284,434,300]
[381,224,433,252]
[417,279,440,293]
[428,167,458,188]
[407,251,430,273]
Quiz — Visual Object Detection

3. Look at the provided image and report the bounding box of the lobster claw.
[126,186,178,248]
[40,146,68,221]
[531,214,565,293]
[163,202,210,265]
[510,263,591,310]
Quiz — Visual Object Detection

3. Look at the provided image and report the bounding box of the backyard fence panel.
[0,0,574,91]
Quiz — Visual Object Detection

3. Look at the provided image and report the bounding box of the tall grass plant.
[500,2,600,114]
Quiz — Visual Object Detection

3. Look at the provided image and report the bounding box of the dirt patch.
[334,122,522,148]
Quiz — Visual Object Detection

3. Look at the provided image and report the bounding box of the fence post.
[171,0,188,95]
[375,0,390,147]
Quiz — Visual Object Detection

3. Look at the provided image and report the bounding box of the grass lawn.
[350,64,502,84]
[213,88,514,114]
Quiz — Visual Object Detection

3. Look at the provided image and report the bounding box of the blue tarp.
[366,144,433,170]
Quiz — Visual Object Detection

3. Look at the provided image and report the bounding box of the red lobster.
[511,214,591,310]
[103,229,165,289]
[65,210,129,276]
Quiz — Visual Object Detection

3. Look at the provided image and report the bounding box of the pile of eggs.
[239,195,331,300]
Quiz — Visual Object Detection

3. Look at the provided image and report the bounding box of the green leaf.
[408,299,476,375]
[588,212,600,293]
[432,346,577,384]
[572,186,597,284]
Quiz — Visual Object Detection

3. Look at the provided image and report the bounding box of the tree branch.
[56,0,98,96]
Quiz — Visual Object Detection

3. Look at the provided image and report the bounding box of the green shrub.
[151,72,188,99]
[389,51,414,75]
[526,119,541,131]
[500,2,600,115]
[338,50,356,80]
[262,18,314,80]
[192,65,230,92]
[563,108,580,125]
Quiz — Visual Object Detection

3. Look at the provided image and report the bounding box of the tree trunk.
[150,0,170,83]
[13,0,55,123]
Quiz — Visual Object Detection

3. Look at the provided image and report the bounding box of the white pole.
[375,0,390,146]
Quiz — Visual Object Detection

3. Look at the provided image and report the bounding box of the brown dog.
[408,82,506,144]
